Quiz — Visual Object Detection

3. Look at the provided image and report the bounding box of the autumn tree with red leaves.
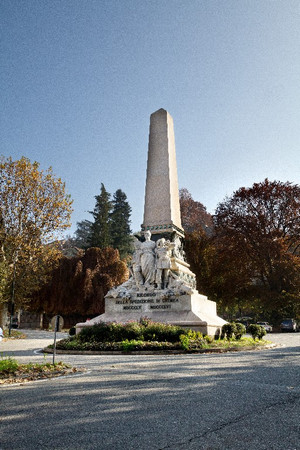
[29,247,128,325]
[179,189,216,300]
[179,188,213,233]
[214,179,300,319]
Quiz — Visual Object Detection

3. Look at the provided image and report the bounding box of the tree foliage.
[184,228,215,294]
[110,189,132,258]
[29,247,129,318]
[179,188,213,233]
[74,184,132,258]
[0,156,73,307]
[214,179,300,318]
[185,228,258,318]
[184,179,300,321]
[89,183,112,248]
[73,220,92,250]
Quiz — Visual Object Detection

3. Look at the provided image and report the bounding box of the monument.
[76,109,226,336]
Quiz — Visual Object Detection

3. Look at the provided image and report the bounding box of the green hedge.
[56,338,183,352]
[77,320,188,343]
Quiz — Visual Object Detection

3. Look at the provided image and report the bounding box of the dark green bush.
[247,324,266,340]
[221,322,246,340]
[143,322,187,342]
[122,322,144,341]
[221,323,237,340]
[69,327,76,336]
[234,323,246,340]
[78,322,116,342]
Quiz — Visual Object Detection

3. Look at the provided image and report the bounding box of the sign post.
[51,315,64,365]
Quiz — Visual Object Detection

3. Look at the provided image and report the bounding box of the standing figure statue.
[131,238,143,288]
[155,238,174,289]
[140,230,156,287]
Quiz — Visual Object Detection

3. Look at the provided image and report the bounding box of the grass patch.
[2,329,27,339]
[207,336,271,349]
[0,357,84,385]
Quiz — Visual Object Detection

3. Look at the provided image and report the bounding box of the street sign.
[50,315,64,332]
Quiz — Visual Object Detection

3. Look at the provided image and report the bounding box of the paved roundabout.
[1,331,299,450]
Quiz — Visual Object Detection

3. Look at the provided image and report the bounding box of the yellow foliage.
[0,156,73,307]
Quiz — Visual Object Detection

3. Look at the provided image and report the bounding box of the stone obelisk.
[76,109,226,336]
[142,109,184,237]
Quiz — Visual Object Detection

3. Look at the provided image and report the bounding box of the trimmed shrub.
[248,324,266,340]
[221,322,246,340]
[234,323,246,340]
[221,323,237,340]
[56,338,183,352]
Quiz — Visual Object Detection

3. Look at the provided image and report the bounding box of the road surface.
[1,331,299,450]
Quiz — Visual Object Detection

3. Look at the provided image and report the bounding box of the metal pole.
[52,315,59,365]
[8,257,17,337]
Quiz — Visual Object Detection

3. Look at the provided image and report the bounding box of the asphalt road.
[1,331,299,450]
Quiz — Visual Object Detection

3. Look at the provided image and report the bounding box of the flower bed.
[48,320,271,353]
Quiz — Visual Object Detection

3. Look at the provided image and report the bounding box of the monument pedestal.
[76,290,226,336]
[76,108,226,337]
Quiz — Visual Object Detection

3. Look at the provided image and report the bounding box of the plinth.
[76,290,226,336]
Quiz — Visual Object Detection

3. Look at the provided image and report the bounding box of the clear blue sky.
[1,0,300,235]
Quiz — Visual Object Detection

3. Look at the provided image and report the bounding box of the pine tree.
[110,189,132,258]
[73,219,92,249]
[74,184,132,257]
[88,183,112,248]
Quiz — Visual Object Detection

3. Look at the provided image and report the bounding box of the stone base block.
[76,290,226,337]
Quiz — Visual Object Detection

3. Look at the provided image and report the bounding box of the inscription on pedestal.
[112,293,180,312]
[123,306,142,310]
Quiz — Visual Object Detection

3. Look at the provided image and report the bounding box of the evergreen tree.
[73,219,92,249]
[110,189,132,258]
[89,183,112,248]
[74,184,132,258]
